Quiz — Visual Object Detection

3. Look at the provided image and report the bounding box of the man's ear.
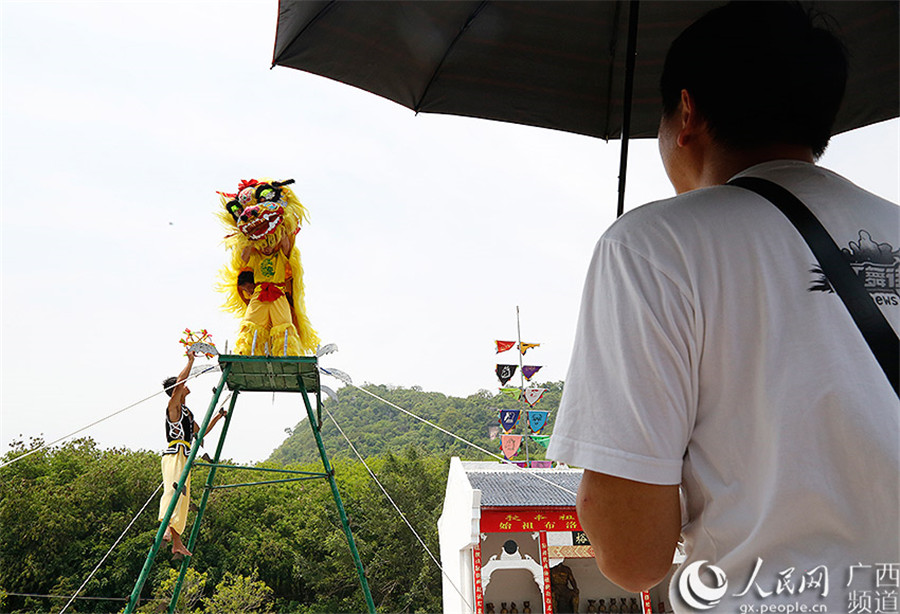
[676,89,703,147]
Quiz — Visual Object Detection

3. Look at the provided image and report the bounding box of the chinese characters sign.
[481,509,582,533]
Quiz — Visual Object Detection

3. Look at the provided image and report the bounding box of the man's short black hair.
[162,376,177,398]
[660,1,847,158]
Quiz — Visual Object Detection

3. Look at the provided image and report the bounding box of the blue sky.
[2,1,897,464]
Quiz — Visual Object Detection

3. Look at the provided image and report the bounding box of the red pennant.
[495,340,516,353]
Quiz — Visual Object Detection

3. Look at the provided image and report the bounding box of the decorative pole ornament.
[216,177,319,356]
[179,328,217,358]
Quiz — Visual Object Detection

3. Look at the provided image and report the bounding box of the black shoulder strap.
[729,176,899,397]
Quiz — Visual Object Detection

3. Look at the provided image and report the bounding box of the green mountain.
[268,381,563,465]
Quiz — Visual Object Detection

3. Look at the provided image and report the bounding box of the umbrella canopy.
[272,1,899,141]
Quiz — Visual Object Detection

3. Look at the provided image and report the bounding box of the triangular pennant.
[528,410,549,434]
[523,387,548,407]
[521,365,543,381]
[495,364,518,386]
[499,387,522,400]
[495,340,516,354]
[530,435,551,449]
[501,434,523,460]
[499,409,521,433]
[519,342,540,355]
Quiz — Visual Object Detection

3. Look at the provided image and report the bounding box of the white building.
[438,458,683,614]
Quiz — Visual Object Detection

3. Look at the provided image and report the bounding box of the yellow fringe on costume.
[234,320,270,356]
[269,323,301,356]
[216,178,320,356]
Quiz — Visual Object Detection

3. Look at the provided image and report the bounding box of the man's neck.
[695,144,815,189]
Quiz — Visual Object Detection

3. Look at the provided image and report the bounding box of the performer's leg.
[160,454,193,555]
[235,299,271,356]
[268,296,300,356]
[159,455,176,522]
[171,529,192,557]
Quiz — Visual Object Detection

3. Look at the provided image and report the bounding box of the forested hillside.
[268,381,563,464]
[1,438,447,613]
[1,382,563,613]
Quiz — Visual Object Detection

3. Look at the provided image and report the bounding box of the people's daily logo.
[678,560,729,610]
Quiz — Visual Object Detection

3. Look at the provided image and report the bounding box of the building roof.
[461,461,582,508]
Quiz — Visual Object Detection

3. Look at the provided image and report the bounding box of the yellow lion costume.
[217,178,319,356]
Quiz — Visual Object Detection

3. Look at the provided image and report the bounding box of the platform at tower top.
[217,354,320,394]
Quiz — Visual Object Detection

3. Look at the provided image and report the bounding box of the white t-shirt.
[547,160,900,613]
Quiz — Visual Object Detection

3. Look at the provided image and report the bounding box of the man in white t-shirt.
[546,3,899,613]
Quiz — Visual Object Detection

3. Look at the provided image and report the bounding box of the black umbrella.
[272,1,899,213]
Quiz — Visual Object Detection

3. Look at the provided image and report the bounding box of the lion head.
[221,178,297,241]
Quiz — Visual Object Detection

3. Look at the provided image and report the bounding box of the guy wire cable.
[59,481,164,614]
[323,372,577,497]
[1,370,226,469]
[324,405,473,610]
[5,593,165,603]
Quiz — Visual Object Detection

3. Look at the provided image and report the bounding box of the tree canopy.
[1,382,562,613]
[270,381,562,464]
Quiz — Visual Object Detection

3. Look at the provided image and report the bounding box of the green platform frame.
[124,355,375,614]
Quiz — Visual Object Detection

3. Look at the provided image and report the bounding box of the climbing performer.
[159,351,227,556]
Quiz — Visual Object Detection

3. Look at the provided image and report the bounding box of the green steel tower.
[124,354,375,614]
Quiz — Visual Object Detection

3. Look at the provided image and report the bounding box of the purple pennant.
[521,365,542,381]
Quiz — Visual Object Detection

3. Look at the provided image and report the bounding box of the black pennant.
[495,364,518,386]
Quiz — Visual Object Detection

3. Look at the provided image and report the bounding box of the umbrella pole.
[616,0,641,218]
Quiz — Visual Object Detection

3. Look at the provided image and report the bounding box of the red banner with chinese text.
[473,544,484,613]
[480,509,582,533]
[540,531,554,614]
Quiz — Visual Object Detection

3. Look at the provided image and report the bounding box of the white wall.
[439,457,482,613]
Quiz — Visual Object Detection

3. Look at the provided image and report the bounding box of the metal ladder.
[124,354,376,613]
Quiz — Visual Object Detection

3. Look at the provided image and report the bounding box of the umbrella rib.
[271,0,337,67]
[414,0,489,113]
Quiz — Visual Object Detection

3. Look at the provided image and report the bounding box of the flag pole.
[516,306,531,465]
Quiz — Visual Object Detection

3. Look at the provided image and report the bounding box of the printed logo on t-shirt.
[809,230,899,306]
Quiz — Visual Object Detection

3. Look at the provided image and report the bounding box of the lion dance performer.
[217,178,319,356]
